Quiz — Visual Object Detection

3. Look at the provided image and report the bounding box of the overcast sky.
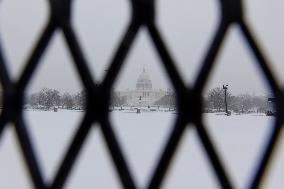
[0,0,283,95]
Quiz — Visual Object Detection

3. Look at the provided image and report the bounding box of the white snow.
[0,111,283,188]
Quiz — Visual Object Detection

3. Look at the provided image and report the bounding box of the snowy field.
[0,110,283,188]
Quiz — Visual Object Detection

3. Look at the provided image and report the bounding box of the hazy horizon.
[0,0,282,97]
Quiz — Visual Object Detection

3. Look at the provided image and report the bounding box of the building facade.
[116,68,168,106]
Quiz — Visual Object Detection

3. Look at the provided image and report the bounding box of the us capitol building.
[115,68,169,106]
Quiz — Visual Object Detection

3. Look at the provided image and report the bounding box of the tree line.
[25,87,269,113]
[26,88,176,110]
[110,91,176,109]
[204,87,268,113]
[147,87,268,113]
[26,88,132,110]
[27,88,86,110]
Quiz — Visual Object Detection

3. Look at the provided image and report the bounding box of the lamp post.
[223,84,229,115]
[137,96,141,113]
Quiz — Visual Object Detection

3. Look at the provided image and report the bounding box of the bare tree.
[61,93,74,109]
[231,94,267,113]
[205,87,268,113]
[30,88,60,109]
[74,90,86,110]
[207,87,232,112]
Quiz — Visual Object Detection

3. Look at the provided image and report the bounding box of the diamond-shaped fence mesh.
[0,0,283,188]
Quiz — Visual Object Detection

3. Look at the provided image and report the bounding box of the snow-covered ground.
[0,111,283,188]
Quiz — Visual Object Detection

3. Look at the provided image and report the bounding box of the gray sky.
[0,0,283,95]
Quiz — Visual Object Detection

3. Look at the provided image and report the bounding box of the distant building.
[116,68,168,106]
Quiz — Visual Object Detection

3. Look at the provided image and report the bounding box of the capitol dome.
[136,68,152,91]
